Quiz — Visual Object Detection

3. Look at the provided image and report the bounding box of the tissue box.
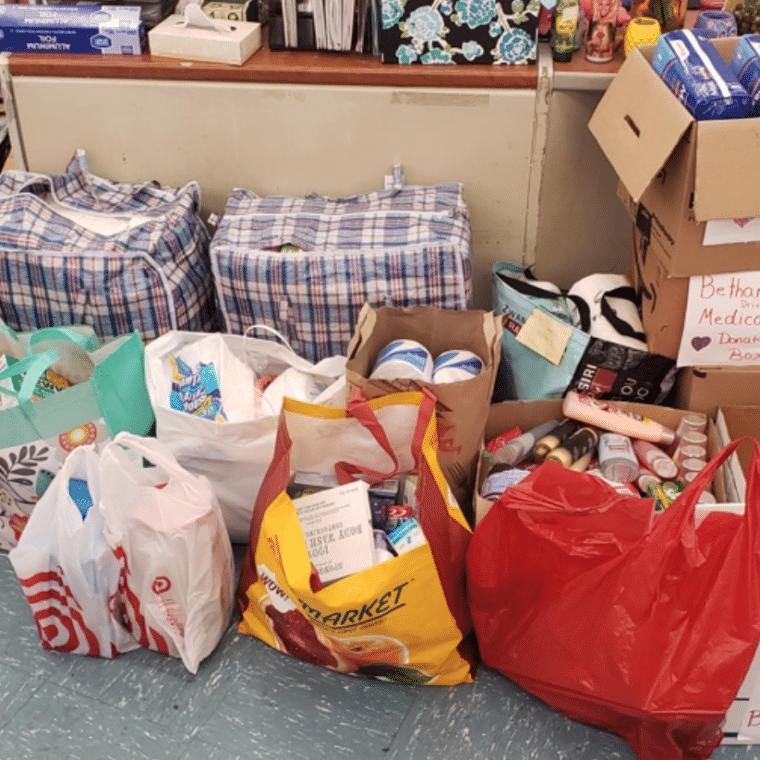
[148,12,261,64]
[0,5,145,54]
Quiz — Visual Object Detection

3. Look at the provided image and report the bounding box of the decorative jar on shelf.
[623,15,660,56]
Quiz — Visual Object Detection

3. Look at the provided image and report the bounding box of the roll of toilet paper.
[370,339,434,382]
[432,350,484,384]
[567,273,648,351]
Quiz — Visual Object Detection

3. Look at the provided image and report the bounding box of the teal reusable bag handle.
[0,330,154,450]
[0,348,62,404]
[27,327,97,352]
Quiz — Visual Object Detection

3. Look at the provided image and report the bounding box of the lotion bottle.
[631,439,679,480]
[562,391,676,446]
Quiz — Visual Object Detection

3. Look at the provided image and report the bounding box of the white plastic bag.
[144,329,347,542]
[8,445,140,658]
[98,432,235,674]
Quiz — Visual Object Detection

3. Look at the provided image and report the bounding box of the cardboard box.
[714,405,760,499]
[676,367,760,417]
[148,5,261,65]
[379,0,538,65]
[474,398,708,525]
[629,220,687,360]
[346,304,502,522]
[589,38,760,278]
[0,4,145,54]
[713,406,760,745]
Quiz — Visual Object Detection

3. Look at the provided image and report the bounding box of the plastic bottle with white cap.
[631,439,679,480]
[597,432,639,483]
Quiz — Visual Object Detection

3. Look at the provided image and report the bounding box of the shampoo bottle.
[545,426,599,467]
[532,418,579,461]
[493,419,559,466]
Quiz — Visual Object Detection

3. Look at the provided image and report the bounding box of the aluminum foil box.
[0,5,145,54]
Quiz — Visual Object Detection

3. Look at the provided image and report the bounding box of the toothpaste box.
[0,5,146,55]
[731,34,760,116]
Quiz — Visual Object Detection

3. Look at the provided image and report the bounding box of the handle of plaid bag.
[0,349,61,403]
[333,389,436,485]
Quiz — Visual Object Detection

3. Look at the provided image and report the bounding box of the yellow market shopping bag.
[236,389,476,685]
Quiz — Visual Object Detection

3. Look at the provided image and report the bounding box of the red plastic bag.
[467,438,760,760]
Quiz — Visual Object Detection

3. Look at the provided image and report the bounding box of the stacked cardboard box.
[588,38,760,416]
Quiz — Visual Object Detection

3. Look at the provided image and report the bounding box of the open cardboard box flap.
[588,45,692,207]
[718,405,760,490]
[589,39,760,222]
[695,118,760,221]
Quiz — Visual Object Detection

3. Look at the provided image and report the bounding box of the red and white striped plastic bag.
[8,445,139,658]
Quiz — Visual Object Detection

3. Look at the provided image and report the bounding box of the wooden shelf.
[7,26,539,89]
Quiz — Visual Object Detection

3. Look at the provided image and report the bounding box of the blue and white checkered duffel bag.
[0,150,218,341]
[209,170,472,362]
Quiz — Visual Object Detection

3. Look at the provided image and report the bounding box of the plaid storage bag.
[210,168,472,362]
[0,150,217,341]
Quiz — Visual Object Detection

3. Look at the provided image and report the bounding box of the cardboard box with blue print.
[379,0,539,64]
[589,38,760,278]
[0,5,145,54]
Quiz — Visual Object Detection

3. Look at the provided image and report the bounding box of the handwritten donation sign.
[678,272,760,367]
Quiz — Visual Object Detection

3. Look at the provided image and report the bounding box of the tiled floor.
[1,546,760,760]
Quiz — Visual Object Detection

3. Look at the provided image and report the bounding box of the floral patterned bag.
[380,0,540,64]
[0,329,154,550]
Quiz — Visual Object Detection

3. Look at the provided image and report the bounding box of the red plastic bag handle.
[332,388,435,484]
[659,436,760,547]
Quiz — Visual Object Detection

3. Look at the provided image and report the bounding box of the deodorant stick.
[598,432,639,483]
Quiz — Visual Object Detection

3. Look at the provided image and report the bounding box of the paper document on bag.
[677,272,760,368]
[515,309,572,366]
[292,480,375,584]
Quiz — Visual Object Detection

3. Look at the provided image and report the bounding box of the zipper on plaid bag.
[222,210,465,222]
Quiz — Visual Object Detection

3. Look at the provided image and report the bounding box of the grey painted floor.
[2,546,760,760]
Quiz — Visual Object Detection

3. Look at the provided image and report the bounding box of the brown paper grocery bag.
[345,304,502,523]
